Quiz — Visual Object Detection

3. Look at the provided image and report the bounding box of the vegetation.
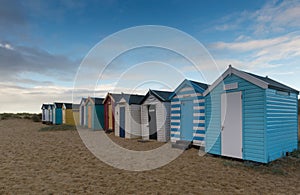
[0,113,42,122]
[39,124,77,131]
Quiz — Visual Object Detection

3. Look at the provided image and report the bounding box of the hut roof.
[169,79,209,99]
[190,80,209,90]
[204,65,299,96]
[90,97,104,105]
[119,94,145,105]
[141,89,173,103]
[41,104,49,109]
[63,103,73,109]
[244,71,298,94]
[80,98,87,105]
[54,102,63,108]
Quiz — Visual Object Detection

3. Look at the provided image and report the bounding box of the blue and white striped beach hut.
[170,79,209,147]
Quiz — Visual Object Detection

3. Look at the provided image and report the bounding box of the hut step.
[172,140,192,150]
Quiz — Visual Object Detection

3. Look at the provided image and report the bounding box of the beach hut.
[85,97,105,130]
[41,104,50,124]
[204,65,299,163]
[140,90,173,142]
[48,104,54,124]
[114,94,144,138]
[62,103,76,125]
[79,98,87,127]
[53,102,63,125]
[103,93,123,132]
[170,79,209,147]
[72,104,80,125]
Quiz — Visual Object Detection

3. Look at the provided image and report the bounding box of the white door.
[221,91,243,159]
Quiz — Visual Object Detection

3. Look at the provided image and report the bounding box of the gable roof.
[63,103,73,109]
[80,98,87,105]
[85,97,104,105]
[54,102,63,109]
[41,104,49,109]
[190,80,209,91]
[48,104,54,109]
[118,93,145,105]
[203,65,299,96]
[141,89,173,104]
[110,93,123,103]
[102,93,123,104]
[170,79,209,99]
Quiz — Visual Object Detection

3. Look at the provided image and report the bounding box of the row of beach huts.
[41,66,299,163]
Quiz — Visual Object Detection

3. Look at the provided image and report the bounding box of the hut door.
[53,109,56,124]
[88,106,92,128]
[81,106,84,125]
[119,107,125,138]
[108,104,113,129]
[221,92,243,159]
[180,100,193,141]
[148,105,157,140]
[62,109,66,124]
[42,110,45,120]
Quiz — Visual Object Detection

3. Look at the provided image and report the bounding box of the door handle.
[221,126,224,131]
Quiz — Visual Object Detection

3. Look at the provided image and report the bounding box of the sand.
[0,119,299,194]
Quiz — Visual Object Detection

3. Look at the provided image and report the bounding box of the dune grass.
[39,124,77,131]
[0,113,42,122]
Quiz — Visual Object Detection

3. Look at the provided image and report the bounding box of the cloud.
[0,41,79,82]
[0,43,14,50]
[210,31,300,69]
[211,35,290,51]
[214,0,300,35]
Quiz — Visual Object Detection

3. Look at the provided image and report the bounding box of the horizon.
[1,0,300,113]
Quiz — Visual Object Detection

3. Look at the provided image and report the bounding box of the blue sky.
[1,0,300,113]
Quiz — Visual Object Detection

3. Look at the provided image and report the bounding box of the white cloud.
[211,35,290,51]
[210,32,300,69]
[0,43,14,50]
[214,0,300,35]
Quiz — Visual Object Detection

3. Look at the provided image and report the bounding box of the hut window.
[276,90,290,96]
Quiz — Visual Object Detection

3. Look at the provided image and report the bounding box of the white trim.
[178,87,194,92]
[193,106,205,110]
[193,140,205,146]
[193,120,205,123]
[171,125,180,129]
[176,93,202,99]
[203,66,269,96]
[193,126,205,130]
[193,99,205,103]
[171,131,180,135]
[171,101,181,105]
[171,137,180,142]
[193,133,205,137]
[172,120,180,123]
[171,113,180,117]
[172,107,181,111]
[193,112,205,117]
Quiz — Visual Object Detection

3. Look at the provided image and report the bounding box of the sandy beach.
[0,119,299,194]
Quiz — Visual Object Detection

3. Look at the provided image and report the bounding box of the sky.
[1,0,300,113]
